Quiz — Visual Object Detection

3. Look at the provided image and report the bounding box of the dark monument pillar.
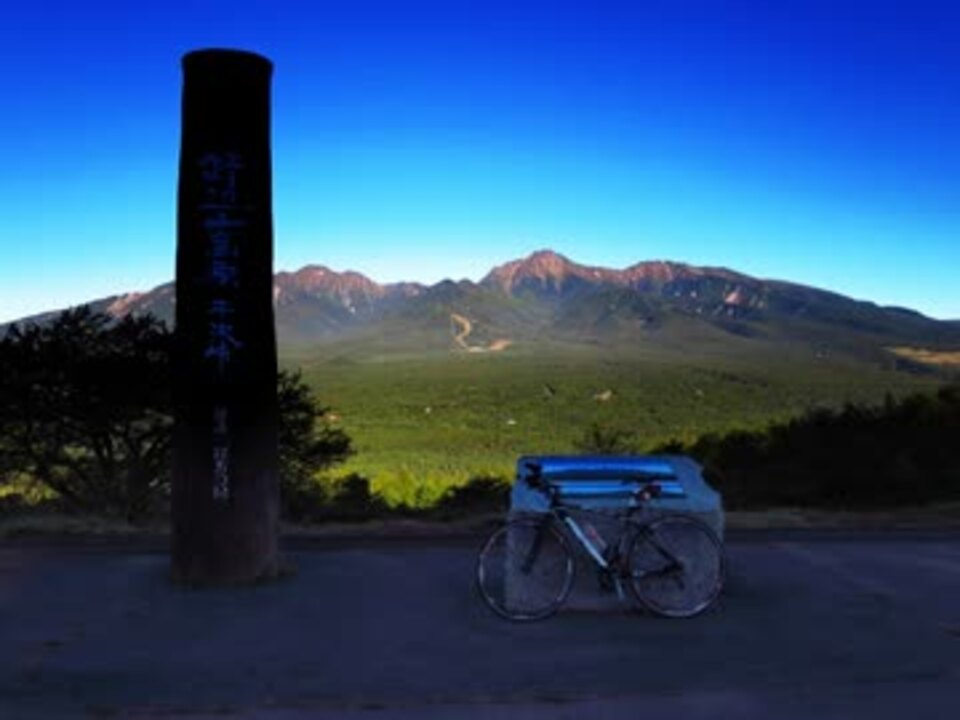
[172,49,281,584]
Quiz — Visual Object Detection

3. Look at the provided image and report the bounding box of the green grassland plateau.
[284,342,940,507]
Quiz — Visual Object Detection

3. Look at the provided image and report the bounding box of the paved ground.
[0,531,958,719]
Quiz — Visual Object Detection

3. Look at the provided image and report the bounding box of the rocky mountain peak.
[622,260,693,284]
[482,249,619,293]
[277,265,384,298]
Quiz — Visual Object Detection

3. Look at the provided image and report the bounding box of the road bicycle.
[476,462,725,621]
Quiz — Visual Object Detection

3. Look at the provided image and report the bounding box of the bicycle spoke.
[625,515,725,618]
[477,518,575,621]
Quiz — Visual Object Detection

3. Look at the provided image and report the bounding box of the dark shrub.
[433,476,510,518]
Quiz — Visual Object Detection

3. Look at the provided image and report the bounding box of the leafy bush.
[0,308,353,523]
[284,474,389,523]
[327,474,390,521]
[432,475,510,518]
[654,386,960,509]
[0,308,172,521]
[277,370,353,519]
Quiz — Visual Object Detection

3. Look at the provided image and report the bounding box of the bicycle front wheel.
[626,515,725,618]
[476,517,575,621]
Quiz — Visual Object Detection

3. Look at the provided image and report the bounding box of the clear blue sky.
[0,0,957,322]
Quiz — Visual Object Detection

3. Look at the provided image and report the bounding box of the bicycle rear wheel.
[476,517,575,621]
[626,515,725,618]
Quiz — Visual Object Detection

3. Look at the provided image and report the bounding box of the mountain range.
[10,250,960,370]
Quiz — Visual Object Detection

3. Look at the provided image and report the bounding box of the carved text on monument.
[197,151,251,501]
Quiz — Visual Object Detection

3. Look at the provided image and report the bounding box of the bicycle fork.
[520,519,550,574]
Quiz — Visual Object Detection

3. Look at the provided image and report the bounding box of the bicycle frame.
[556,509,611,569]
[522,464,687,586]
[547,504,683,583]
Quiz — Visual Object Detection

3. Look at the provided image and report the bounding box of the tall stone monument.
[172,49,281,584]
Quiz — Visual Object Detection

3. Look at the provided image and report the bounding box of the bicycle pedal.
[597,572,615,594]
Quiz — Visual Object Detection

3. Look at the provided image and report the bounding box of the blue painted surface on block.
[518,455,677,480]
[516,454,684,503]
[511,455,725,539]
[550,479,686,499]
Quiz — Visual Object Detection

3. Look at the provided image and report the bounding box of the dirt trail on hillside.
[450,313,512,353]
[888,346,960,367]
